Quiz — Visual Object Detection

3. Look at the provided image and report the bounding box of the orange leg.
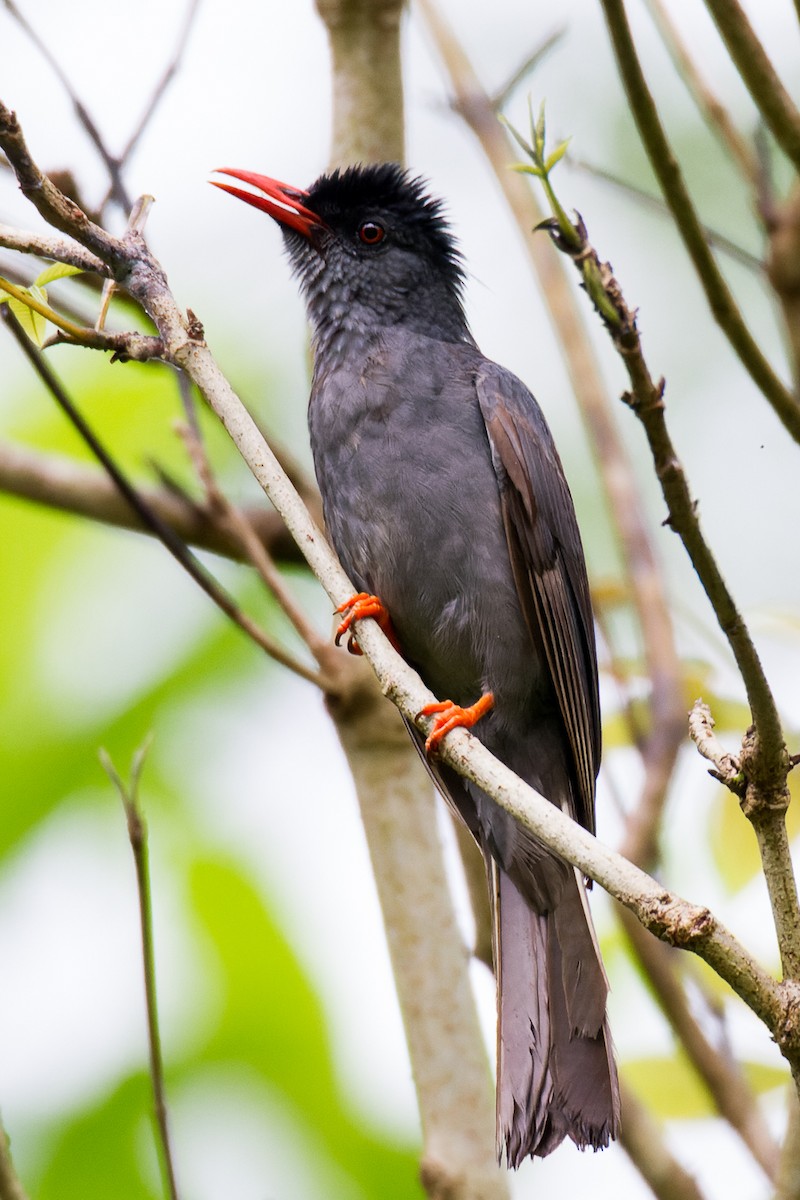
[417,691,494,755]
[334,592,399,655]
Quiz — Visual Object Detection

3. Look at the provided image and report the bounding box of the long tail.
[493,863,620,1166]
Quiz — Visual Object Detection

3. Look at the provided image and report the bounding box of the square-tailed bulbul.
[213,162,620,1166]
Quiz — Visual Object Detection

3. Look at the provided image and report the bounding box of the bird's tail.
[492,862,620,1166]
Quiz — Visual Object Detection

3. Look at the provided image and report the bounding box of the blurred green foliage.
[1,354,422,1199]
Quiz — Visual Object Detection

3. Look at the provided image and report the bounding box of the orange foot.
[334,592,399,655]
[417,692,495,755]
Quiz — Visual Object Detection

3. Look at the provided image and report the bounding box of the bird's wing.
[475,362,600,832]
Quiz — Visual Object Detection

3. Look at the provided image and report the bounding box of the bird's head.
[212,162,469,343]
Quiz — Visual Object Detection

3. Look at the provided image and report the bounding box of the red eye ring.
[358,221,385,245]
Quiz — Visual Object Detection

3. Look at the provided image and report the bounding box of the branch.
[0,101,131,274]
[0,440,308,567]
[100,743,180,1200]
[2,308,326,689]
[620,908,780,1177]
[703,0,800,174]
[689,699,744,794]
[618,1083,707,1200]
[643,0,758,184]
[417,0,686,873]
[2,0,132,210]
[314,0,407,166]
[533,201,800,981]
[0,1119,29,1200]
[599,0,800,444]
[0,223,109,275]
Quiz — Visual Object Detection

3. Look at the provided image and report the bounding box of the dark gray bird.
[213,162,620,1165]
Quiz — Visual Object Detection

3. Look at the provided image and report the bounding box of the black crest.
[306,163,466,297]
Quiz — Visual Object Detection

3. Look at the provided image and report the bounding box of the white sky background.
[1,2,800,1198]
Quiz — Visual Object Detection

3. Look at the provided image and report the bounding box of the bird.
[212,161,620,1166]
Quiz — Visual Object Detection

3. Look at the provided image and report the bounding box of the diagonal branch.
[0,440,308,567]
[417,0,685,872]
[2,307,326,689]
[599,0,800,444]
[702,0,800,174]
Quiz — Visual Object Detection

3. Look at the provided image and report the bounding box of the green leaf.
[625,1054,786,1118]
[544,137,570,173]
[8,284,48,346]
[35,262,84,287]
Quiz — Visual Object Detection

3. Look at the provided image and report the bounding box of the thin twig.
[643,0,758,184]
[620,907,780,1178]
[175,402,329,659]
[122,0,201,164]
[530,182,800,981]
[619,1082,708,1200]
[703,0,800,174]
[0,1118,29,1200]
[0,440,307,566]
[97,0,203,215]
[599,0,800,444]
[572,157,764,274]
[1,0,131,210]
[417,0,686,874]
[99,741,180,1200]
[489,27,565,110]
[0,272,163,360]
[1,307,326,688]
[689,699,744,793]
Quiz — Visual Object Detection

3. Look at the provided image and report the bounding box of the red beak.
[210,168,325,240]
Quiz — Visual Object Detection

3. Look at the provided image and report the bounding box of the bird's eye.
[358,221,385,245]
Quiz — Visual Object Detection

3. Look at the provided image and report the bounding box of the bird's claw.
[417,692,494,755]
[334,592,390,655]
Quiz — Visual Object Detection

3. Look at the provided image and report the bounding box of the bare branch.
[99,743,180,1200]
[0,101,130,274]
[118,0,202,169]
[489,27,564,111]
[0,222,109,275]
[620,907,780,1178]
[417,0,686,871]
[619,1082,708,1200]
[0,440,307,566]
[703,0,800,174]
[643,0,758,184]
[1,0,132,210]
[2,307,326,689]
[689,699,744,793]
[599,0,800,444]
[0,1118,29,1200]
[528,184,800,982]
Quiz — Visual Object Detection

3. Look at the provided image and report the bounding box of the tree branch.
[643,0,758,184]
[538,204,800,981]
[100,743,181,1200]
[618,1082,707,1200]
[703,0,800,174]
[0,439,308,567]
[417,0,686,874]
[0,223,108,274]
[599,0,800,444]
[0,1119,29,1200]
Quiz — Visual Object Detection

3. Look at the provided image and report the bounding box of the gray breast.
[308,330,540,716]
